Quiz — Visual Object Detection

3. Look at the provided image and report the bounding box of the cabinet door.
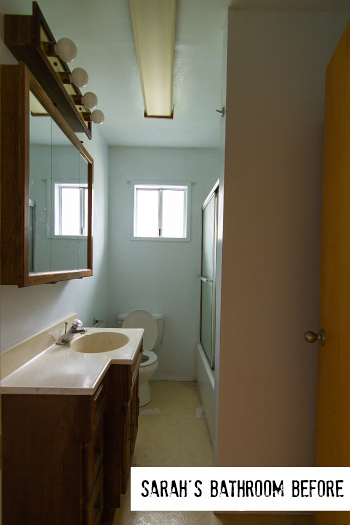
[85,419,104,498]
[102,356,141,518]
[129,377,139,458]
[85,468,103,525]
[102,369,123,515]
[121,399,131,494]
[121,378,139,494]
[2,395,84,525]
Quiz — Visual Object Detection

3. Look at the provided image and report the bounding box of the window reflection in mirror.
[29,91,90,274]
[79,154,89,269]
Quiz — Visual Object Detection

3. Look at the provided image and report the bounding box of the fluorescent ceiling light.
[128,0,176,119]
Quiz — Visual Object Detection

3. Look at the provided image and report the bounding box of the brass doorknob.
[304,329,325,346]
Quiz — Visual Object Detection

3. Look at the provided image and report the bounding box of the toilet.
[118,310,164,407]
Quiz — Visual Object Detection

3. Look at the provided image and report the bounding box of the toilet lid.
[140,351,158,367]
[122,310,158,351]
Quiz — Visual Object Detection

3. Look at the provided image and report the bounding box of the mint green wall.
[107,146,220,380]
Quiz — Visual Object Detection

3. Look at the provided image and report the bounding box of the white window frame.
[131,182,191,241]
[53,182,88,237]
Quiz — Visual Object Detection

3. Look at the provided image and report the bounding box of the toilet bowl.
[118,310,164,407]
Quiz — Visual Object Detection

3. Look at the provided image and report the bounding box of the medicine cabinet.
[0,63,93,286]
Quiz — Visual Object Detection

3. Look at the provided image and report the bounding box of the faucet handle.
[64,322,68,334]
[72,319,83,329]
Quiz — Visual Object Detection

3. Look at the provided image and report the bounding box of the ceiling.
[2,0,350,148]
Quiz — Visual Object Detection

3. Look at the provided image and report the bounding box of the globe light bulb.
[91,109,104,124]
[70,68,89,88]
[54,38,77,63]
[82,92,98,110]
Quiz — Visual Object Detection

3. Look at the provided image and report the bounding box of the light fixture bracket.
[4,1,92,139]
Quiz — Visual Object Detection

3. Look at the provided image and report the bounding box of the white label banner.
[131,467,350,511]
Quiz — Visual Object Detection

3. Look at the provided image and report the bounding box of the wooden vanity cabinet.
[102,346,142,521]
[84,379,107,525]
[2,346,142,525]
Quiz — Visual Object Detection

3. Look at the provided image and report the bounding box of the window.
[54,183,88,236]
[133,183,190,240]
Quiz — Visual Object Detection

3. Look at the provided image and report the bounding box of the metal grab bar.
[198,275,213,283]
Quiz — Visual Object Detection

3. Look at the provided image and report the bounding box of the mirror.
[0,63,93,287]
[29,93,90,273]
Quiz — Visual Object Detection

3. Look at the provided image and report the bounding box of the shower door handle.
[198,276,213,283]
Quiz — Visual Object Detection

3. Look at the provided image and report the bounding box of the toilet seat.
[122,309,158,351]
[140,351,157,368]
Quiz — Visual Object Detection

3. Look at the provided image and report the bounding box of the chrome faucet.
[55,319,87,345]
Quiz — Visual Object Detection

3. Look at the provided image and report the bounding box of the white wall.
[0,127,110,351]
[216,10,350,468]
[107,146,220,380]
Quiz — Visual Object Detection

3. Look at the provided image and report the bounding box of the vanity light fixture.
[128,0,176,119]
[60,67,89,88]
[82,92,98,109]
[84,109,105,125]
[73,92,98,110]
[74,92,105,122]
[4,1,104,138]
[45,37,77,63]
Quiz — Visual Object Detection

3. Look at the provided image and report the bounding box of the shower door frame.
[199,180,219,370]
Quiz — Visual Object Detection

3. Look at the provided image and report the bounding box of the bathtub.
[195,342,215,444]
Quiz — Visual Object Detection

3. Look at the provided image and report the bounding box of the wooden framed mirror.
[0,62,93,287]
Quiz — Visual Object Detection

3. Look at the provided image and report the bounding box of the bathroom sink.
[70,332,129,353]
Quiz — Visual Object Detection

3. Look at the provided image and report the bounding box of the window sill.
[47,235,88,240]
[131,236,190,242]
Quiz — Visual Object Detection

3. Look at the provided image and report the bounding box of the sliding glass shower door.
[199,182,218,369]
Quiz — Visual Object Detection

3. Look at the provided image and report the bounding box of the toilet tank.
[117,312,165,349]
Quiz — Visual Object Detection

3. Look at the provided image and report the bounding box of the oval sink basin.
[71,332,129,353]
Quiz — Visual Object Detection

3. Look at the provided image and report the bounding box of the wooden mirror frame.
[0,62,93,287]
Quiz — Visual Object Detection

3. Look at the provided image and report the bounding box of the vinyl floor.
[112,381,312,525]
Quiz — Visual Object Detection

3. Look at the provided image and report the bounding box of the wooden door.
[313,19,350,525]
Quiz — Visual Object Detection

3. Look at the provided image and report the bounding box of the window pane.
[135,189,159,237]
[61,188,81,235]
[162,189,185,238]
[84,188,88,235]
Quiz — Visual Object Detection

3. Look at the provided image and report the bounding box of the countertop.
[0,327,144,395]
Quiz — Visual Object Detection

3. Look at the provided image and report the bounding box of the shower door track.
[199,180,219,370]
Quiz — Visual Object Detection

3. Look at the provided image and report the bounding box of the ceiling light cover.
[128,0,176,119]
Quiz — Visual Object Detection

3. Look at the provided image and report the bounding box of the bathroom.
[0,0,223,462]
[1,1,350,523]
